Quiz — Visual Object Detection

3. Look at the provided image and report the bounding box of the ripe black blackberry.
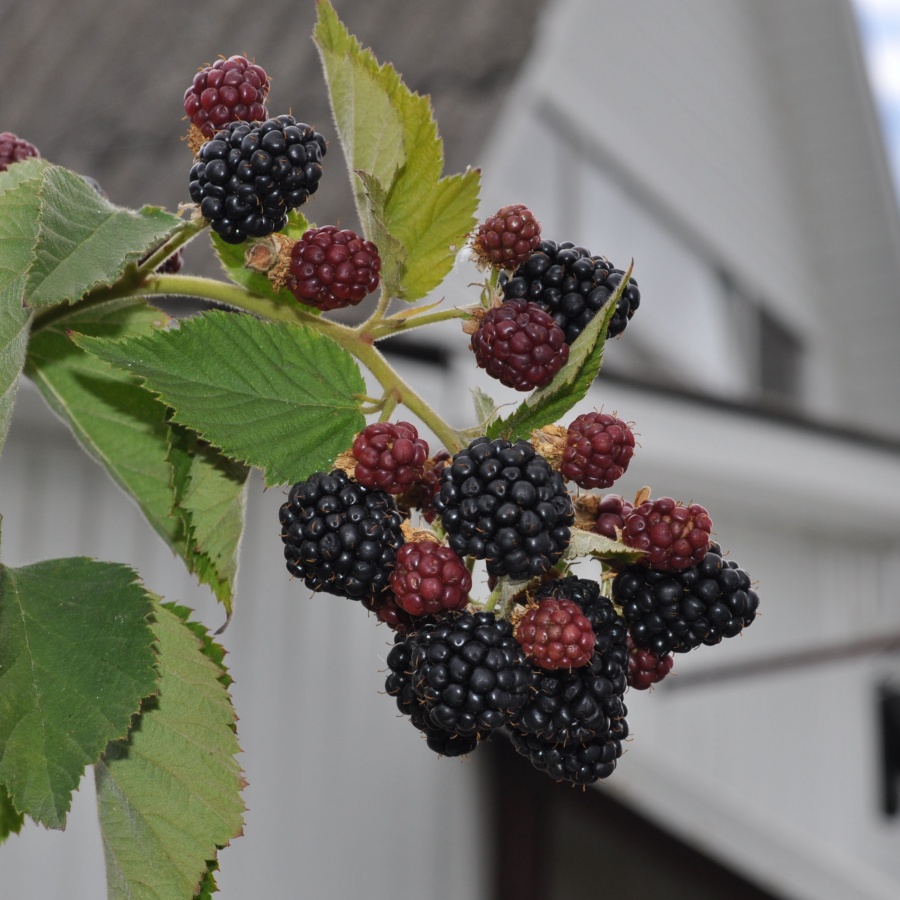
[500,240,640,343]
[470,299,569,392]
[279,469,404,601]
[432,436,574,580]
[385,634,479,757]
[409,610,535,736]
[183,55,270,142]
[288,225,381,311]
[189,115,326,244]
[613,544,760,655]
[0,132,39,171]
[509,720,626,785]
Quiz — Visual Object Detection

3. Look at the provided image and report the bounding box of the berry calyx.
[470,203,542,271]
[627,636,674,690]
[390,540,471,617]
[0,132,39,171]
[184,55,270,144]
[561,411,635,489]
[515,597,596,670]
[470,299,569,392]
[288,225,381,311]
[622,496,712,571]
[350,421,429,495]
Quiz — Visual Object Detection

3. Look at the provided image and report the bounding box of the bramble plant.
[0,1,760,896]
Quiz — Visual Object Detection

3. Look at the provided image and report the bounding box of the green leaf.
[487,264,633,441]
[565,527,645,567]
[356,171,406,299]
[0,168,43,461]
[211,209,312,304]
[95,600,244,900]
[74,309,366,486]
[24,165,181,308]
[25,299,186,551]
[168,425,249,620]
[314,0,480,301]
[0,783,24,844]
[0,558,157,828]
[470,386,499,428]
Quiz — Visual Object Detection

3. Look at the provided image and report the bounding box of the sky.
[853,0,900,188]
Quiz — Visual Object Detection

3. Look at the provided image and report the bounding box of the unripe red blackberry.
[501,240,640,342]
[0,132,39,171]
[288,225,381,311]
[351,421,428,495]
[188,115,326,244]
[561,411,635,489]
[470,300,569,392]
[390,540,471,617]
[184,55,270,141]
[397,450,451,524]
[622,496,712,571]
[515,597,596,670]
[470,203,542,270]
[627,636,674,690]
[590,494,634,541]
[433,437,574,580]
[361,590,418,635]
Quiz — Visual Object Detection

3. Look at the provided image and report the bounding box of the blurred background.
[3,0,900,897]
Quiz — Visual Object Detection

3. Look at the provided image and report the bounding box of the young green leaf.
[168,424,250,621]
[0,167,43,462]
[564,527,645,567]
[212,208,311,303]
[487,264,632,441]
[24,165,181,308]
[95,600,243,900]
[0,558,157,829]
[26,299,186,552]
[0,784,24,845]
[74,309,366,486]
[314,0,480,301]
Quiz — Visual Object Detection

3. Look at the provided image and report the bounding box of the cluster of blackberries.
[467,206,641,394]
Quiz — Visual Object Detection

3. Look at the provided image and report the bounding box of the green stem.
[136,218,208,274]
[368,305,471,341]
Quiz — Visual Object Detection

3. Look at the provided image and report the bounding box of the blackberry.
[561,411,635,490]
[613,544,760,655]
[390,540,472,617]
[509,723,625,785]
[501,240,640,343]
[361,590,418,635]
[515,597,596,670]
[184,55,270,142]
[622,496,712,571]
[470,300,569,392]
[589,493,634,542]
[279,469,404,601]
[189,115,326,244]
[0,132,39,171]
[397,450,451,525]
[351,421,428,495]
[410,610,535,736]
[627,636,674,690]
[288,225,381,311]
[433,437,574,580]
[470,203,542,271]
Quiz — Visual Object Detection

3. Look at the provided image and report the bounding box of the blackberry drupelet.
[501,240,640,343]
[189,115,326,244]
[279,469,404,601]
[410,610,535,736]
[432,436,574,580]
[613,544,760,655]
[470,299,569,391]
